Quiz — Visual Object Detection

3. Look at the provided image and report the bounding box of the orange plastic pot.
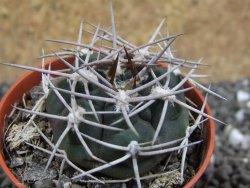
[0,57,214,188]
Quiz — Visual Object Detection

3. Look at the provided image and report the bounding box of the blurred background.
[0,0,250,83]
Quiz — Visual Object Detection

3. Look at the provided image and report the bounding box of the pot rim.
[0,56,215,188]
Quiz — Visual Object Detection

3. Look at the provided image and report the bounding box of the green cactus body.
[45,54,189,179]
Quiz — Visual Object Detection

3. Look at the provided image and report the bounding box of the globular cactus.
[2,1,224,187]
[44,51,189,179]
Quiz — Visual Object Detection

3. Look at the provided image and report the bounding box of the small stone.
[214,153,225,167]
[215,164,232,182]
[246,101,250,108]
[222,164,233,175]
[23,165,57,182]
[241,135,250,149]
[10,157,24,168]
[165,162,180,171]
[149,171,181,188]
[231,174,240,186]
[243,158,249,163]
[34,179,55,188]
[210,179,219,187]
[63,182,72,188]
[224,125,250,149]
[220,181,232,188]
[225,146,237,156]
[237,90,250,104]
[241,79,249,87]
[239,173,250,185]
[235,109,245,122]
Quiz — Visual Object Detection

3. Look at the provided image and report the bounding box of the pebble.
[231,174,240,186]
[237,90,250,104]
[224,125,250,150]
[220,181,232,188]
[235,109,245,122]
[210,179,219,187]
[10,157,24,168]
[215,165,231,182]
[165,162,180,171]
[33,179,55,188]
[239,173,250,185]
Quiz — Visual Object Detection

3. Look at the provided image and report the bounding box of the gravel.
[195,78,250,187]
[1,78,250,187]
[0,82,12,100]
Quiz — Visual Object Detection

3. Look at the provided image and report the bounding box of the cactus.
[1,1,225,187]
[44,51,190,179]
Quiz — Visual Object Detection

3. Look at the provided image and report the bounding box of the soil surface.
[0,0,250,83]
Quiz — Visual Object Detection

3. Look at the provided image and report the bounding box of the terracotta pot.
[0,57,215,188]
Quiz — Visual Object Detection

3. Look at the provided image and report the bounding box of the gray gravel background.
[195,79,250,188]
[0,79,250,188]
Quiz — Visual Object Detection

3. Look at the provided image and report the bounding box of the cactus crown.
[2,1,224,187]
